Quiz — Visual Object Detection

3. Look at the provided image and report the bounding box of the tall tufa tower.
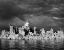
[9,25,14,35]
[18,27,25,36]
[34,26,37,35]
[24,20,29,28]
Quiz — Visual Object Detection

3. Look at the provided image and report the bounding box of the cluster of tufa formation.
[0,20,64,40]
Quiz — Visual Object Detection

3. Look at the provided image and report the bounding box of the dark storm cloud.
[0,0,16,20]
[0,0,43,21]
[0,0,64,32]
[0,0,64,21]
[0,0,37,21]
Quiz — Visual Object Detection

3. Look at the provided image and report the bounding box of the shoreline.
[0,35,64,40]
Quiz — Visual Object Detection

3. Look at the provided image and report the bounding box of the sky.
[0,0,64,32]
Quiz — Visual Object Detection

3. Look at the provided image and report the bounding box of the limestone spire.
[24,20,29,27]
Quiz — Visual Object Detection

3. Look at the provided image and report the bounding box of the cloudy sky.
[0,0,64,32]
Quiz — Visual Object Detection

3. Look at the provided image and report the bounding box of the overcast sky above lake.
[0,0,64,32]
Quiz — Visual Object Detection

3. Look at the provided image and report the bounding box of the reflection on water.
[0,38,64,50]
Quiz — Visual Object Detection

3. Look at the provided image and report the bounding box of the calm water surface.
[0,38,64,50]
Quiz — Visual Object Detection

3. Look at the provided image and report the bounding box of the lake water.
[0,38,64,50]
